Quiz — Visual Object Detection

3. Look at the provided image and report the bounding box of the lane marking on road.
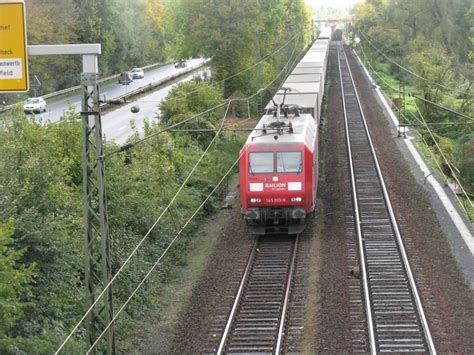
[118,125,127,131]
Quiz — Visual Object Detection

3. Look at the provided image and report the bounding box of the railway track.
[214,235,299,354]
[337,42,436,354]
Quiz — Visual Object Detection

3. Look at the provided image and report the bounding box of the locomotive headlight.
[291,197,302,202]
[250,198,261,203]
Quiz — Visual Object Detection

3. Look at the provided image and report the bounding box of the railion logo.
[265,182,286,190]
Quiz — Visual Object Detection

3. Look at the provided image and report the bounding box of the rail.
[337,42,436,354]
[217,235,299,354]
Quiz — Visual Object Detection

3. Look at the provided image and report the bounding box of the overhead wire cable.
[409,104,474,218]
[55,101,231,355]
[356,42,473,216]
[86,150,245,354]
[358,40,401,93]
[107,101,230,157]
[108,33,303,156]
[86,40,304,351]
[391,98,451,168]
[55,33,300,131]
[359,46,458,164]
[411,97,473,207]
[410,94,473,121]
[358,41,473,123]
[358,30,472,96]
[161,32,301,105]
[56,34,302,354]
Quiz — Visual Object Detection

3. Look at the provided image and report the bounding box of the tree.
[0,221,34,353]
[455,136,474,194]
[159,81,225,148]
[355,0,474,202]
[0,108,84,352]
[144,0,168,62]
[170,0,312,97]
[25,0,81,93]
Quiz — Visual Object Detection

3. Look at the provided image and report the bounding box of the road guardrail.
[0,61,173,113]
[100,61,207,110]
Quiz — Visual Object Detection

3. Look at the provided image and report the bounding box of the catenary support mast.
[81,53,115,355]
[28,44,115,354]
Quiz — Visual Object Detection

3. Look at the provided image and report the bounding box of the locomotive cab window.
[249,152,274,173]
[276,151,302,173]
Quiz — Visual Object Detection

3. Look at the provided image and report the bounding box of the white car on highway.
[23,97,47,114]
[130,67,145,79]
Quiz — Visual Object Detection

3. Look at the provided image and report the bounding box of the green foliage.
[406,38,454,102]
[159,81,225,148]
[1,0,312,109]
[0,107,84,352]
[25,0,81,94]
[0,77,246,351]
[0,2,310,350]
[0,220,34,353]
[354,0,474,205]
[454,136,474,194]
[0,0,175,105]
[170,0,312,97]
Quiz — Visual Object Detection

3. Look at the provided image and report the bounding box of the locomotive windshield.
[277,151,302,173]
[249,152,274,173]
[249,151,302,173]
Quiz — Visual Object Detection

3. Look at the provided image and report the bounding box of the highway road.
[103,68,209,144]
[27,58,205,124]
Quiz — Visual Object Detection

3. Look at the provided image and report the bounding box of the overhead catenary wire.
[355,44,473,217]
[360,54,453,151]
[87,44,303,351]
[392,99,456,176]
[411,97,473,206]
[157,33,301,106]
[109,34,302,157]
[402,108,473,219]
[409,99,473,218]
[53,33,300,131]
[108,101,230,156]
[357,41,473,122]
[358,40,401,92]
[86,153,242,354]
[358,30,472,96]
[55,100,231,355]
[410,94,473,121]
[55,34,302,354]
[85,150,245,354]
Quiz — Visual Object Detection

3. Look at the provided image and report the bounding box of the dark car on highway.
[174,60,187,68]
[118,72,133,85]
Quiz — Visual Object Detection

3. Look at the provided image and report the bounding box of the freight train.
[240,37,329,235]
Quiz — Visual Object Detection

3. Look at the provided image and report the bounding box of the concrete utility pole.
[28,44,115,354]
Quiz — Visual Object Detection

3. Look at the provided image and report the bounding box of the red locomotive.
[239,105,318,234]
[239,37,329,234]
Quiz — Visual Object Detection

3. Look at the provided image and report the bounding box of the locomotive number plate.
[265,198,286,203]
